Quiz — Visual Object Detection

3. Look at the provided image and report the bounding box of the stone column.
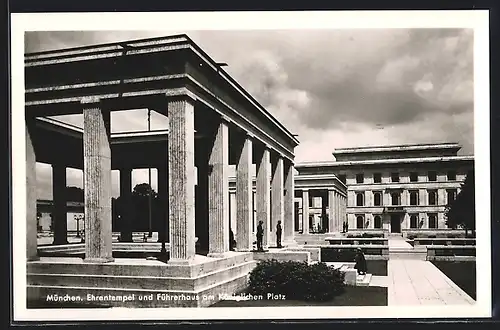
[26,118,39,261]
[302,189,309,234]
[328,189,336,233]
[168,97,196,264]
[52,163,68,245]
[283,160,296,245]
[256,147,271,248]
[321,190,328,232]
[236,134,253,251]
[207,119,230,257]
[83,98,113,263]
[271,155,284,246]
[157,165,169,243]
[119,167,133,242]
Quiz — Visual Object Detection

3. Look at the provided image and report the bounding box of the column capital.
[166,89,197,103]
[301,188,309,192]
[81,96,101,105]
[220,114,232,124]
[245,131,255,139]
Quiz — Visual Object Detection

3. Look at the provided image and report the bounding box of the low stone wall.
[344,229,387,238]
[314,245,389,261]
[294,233,333,246]
[38,242,170,254]
[285,247,321,262]
[426,245,476,261]
[326,237,388,246]
[252,250,311,264]
[412,238,476,246]
[402,229,470,239]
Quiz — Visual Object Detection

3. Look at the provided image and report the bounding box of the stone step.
[356,273,372,286]
[389,252,427,260]
[28,253,254,278]
[28,272,250,308]
[28,260,256,292]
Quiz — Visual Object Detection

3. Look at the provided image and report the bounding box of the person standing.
[276,221,283,248]
[354,248,367,275]
[256,221,264,251]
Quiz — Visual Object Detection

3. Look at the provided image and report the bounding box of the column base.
[27,256,40,262]
[207,252,231,258]
[235,248,252,253]
[283,240,299,247]
[167,258,195,266]
[52,239,69,245]
[83,257,114,263]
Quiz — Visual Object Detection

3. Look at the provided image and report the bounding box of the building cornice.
[297,155,474,168]
[332,142,461,155]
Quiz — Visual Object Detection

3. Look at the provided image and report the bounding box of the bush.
[248,259,345,301]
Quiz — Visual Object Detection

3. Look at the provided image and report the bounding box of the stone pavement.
[388,258,475,306]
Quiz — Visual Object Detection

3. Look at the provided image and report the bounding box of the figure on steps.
[354,248,367,275]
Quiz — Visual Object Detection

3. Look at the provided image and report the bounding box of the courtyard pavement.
[387,236,475,306]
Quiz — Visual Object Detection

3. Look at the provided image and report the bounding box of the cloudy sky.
[25,29,474,199]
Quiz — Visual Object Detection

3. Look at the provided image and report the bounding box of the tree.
[445,170,475,236]
[132,183,157,199]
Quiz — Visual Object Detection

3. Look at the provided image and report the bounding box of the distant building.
[295,142,474,234]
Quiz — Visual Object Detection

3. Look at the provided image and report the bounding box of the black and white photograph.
[11,10,491,321]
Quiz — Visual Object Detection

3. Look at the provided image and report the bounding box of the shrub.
[248,259,345,301]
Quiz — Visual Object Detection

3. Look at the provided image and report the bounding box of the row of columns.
[301,189,346,234]
[26,96,296,264]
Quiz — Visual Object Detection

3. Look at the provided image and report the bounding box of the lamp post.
[75,214,80,238]
[148,109,153,238]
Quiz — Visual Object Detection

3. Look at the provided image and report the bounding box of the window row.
[355,213,438,229]
[341,170,458,184]
[355,189,457,206]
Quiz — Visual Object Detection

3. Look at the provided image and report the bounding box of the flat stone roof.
[297,155,474,168]
[25,34,299,147]
[332,142,462,155]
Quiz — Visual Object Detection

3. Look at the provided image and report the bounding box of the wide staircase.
[27,252,256,308]
[388,234,427,260]
[325,262,373,286]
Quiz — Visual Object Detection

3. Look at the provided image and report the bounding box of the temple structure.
[295,143,474,234]
[25,34,303,307]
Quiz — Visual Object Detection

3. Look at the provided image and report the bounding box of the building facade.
[295,143,474,234]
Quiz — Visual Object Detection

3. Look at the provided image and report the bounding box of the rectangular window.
[391,192,401,206]
[428,213,438,228]
[447,189,457,203]
[356,173,364,184]
[391,172,399,183]
[447,170,457,181]
[428,190,437,205]
[410,214,418,229]
[373,173,382,183]
[428,171,437,182]
[410,172,418,182]
[409,191,419,206]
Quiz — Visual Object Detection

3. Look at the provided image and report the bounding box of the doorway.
[390,214,401,233]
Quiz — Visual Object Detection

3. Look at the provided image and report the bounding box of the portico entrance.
[390,214,401,233]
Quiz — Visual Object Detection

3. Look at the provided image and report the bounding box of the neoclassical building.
[295,143,474,234]
[24,34,306,307]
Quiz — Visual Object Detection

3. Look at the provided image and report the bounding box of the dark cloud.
[25,28,475,164]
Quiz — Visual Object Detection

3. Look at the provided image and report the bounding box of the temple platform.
[27,252,256,308]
